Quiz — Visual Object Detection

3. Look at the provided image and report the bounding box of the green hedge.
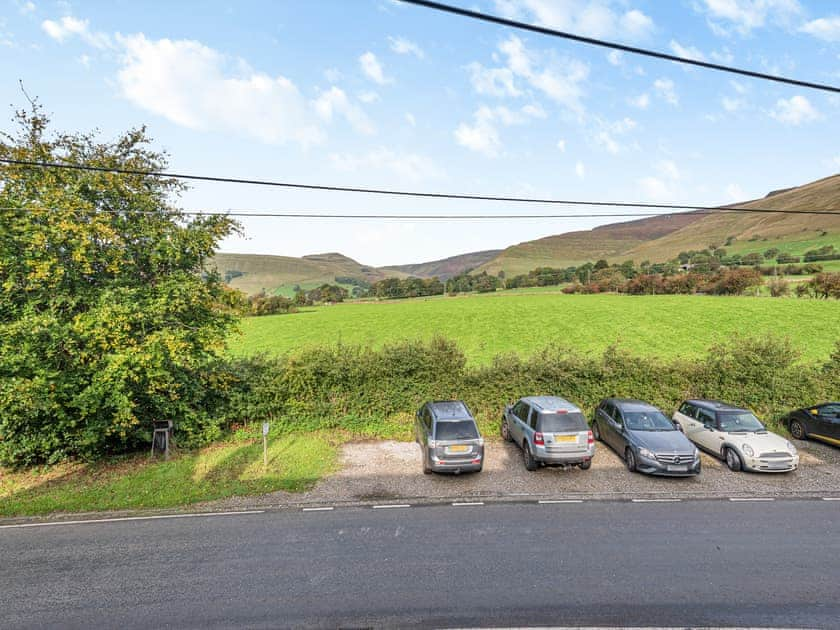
[220,336,840,439]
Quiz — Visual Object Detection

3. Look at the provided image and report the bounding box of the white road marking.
[302,507,334,512]
[0,510,264,530]
[631,498,681,503]
[729,497,775,502]
[538,500,584,504]
[372,504,411,509]
[822,497,840,501]
[452,502,484,506]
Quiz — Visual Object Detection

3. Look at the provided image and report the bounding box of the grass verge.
[0,429,340,518]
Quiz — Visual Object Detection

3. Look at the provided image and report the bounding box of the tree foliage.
[0,103,239,465]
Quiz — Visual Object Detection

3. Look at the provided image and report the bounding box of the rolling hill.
[210,252,403,295]
[476,173,840,276]
[215,173,840,294]
[381,249,503,279]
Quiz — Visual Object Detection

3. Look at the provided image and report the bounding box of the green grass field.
[231,292,840,365]
[0,430,339,517]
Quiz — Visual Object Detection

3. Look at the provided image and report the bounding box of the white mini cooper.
[672,399,798,473]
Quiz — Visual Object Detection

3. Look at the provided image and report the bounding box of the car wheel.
[523,442,537,472]
[789,419,807,441]
[625,448,636,473]
[592,421,601,442]
[724,447,742,472]
[501,418,512,442]
[579,460,592,470]
[422,450,432,475]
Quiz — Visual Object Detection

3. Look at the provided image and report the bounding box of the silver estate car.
[502,396,595,471]
[415,400,484,474]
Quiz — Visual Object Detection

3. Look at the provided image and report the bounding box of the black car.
[592,398,700,476]
[782,402,840,447]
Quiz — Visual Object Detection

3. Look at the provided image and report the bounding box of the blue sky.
[2,0,839,266]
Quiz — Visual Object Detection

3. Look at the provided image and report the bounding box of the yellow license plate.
[447,445,469,453]
[554,435,577,443]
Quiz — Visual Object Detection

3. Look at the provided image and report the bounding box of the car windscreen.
[624,410,675,431]
[434,420,479,441]
[538,412,587,433]
[718,412,764,432]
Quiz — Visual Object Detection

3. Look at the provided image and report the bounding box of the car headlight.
[786,441,797,455]
[639,447,656,460]
[742,444,754,457]
[693,447,700,460]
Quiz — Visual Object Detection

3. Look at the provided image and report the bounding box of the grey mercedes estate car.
[593,398,700,476]
[502,396,594,471]
[415,400,484,474]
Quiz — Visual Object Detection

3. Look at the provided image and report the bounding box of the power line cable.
[2,206,840,218]
[2,159,839,216]
[401,0,840,94]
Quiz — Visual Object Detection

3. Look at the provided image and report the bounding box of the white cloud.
[41,16,110,48]
[521,103,547,118]
[657,159,681,180]
[405,112,416,126]
[359,51,391,84]
[730,79,747,94]
[454,104,543,157]
[726,183,746,201]
[669,39,706,62]
[495,0,654,40]
[19,1,36,14]
[324,67,342,83]
[591,117,636,155]
[699,0,802,36]
[833,155,840,169]
[556,139,566,152]
[638,159,682,201]
[388,35,424,58]
[358,91,380,104]
[629,93,650,109]
[313,87,375,135]
[498,35,589,114]
[575,161,585,179]
[621,10,654,39]
[606,50,623,66]
[722,96,745,111]
[800,16,840,42]
[329,148,441,182]
[653,78,678,105]
[770,95,820,125]
[638,176,672,200]
[78,53,91,68]
[115,33,325,146]
[466,62,521,97]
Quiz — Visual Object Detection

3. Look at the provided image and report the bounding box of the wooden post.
[262,422,269,472]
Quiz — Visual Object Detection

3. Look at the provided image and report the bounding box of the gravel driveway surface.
[211,435,840,510]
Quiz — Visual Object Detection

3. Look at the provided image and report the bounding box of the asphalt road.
[2,500,839,629]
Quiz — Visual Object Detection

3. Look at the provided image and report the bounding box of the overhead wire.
[400,0,840,94]
[1,159,839,217]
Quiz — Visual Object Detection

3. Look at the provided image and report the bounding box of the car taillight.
[534,432,545,445]
[587,430,594,445]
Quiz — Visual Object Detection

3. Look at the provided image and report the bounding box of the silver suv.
[502,396,594,471]
[415,400,484,474]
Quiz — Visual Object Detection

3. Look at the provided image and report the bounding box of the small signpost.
[262,422,270,471]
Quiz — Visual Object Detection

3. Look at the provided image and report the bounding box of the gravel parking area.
[213,436,840,510]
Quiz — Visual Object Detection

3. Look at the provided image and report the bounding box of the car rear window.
[430,401,471,419]
[435,420,479,441]
[538,412,587,433]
